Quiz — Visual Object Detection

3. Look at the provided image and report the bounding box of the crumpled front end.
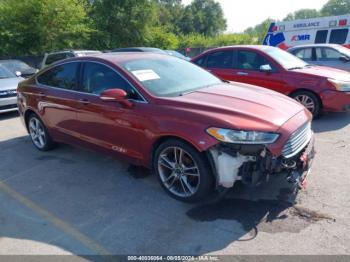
[207,110,315,189]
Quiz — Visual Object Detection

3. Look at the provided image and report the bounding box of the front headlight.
[328,78,350,92]
[206,127,280,144]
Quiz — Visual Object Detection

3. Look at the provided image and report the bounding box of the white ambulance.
[263,15,350,49]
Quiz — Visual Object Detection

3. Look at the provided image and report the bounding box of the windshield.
[166,50,186,59]
[333,45,350,57]
[121,56,222,97]
[265,47,308,70]
[0,65,16,79]
[0,60,32,72]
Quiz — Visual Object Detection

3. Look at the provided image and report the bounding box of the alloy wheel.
[294,94,315,113]
[157,146,200,198]
[29,117,46,149]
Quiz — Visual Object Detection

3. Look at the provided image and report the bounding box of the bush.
[146,27,179,50]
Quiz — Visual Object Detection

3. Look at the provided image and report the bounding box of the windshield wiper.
[179,90,197,96]
[289,64,312,70]
[288,66,304,70]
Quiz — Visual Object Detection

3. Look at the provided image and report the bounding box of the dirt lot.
[0,111,349,257]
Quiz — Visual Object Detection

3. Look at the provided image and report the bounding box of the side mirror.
[100,88,133,107]
[339,55,350,62]
[15,71,22,77]
[260,64,273,72]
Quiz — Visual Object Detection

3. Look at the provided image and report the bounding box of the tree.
[155,0,183,33]
[178,0,226,37]
[89,0,157,49]
[321,0,350,15]
[146,27,179,49]
[244,18,274,44]
[0,0,92,56]
[283,9,320,21]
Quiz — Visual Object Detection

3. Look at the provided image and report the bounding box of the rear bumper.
[320,90,350,112]
[0,97,18,113]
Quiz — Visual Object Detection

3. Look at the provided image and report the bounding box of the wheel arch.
[289,88,323,109]
[23,109,42,132]
[150,135,213,169]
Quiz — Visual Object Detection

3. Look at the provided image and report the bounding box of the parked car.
[191,45,350,117]
[0,65,24,113]
[288,44,350,72]
[17,53,315,202]
[112,47,167,54]
[263,15,350,50]
[0,59,38,78]
[40,50,102,69]
[165,50,191,61]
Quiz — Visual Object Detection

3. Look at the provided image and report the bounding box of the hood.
[0,77,24,91]
[166,83,309,132]
[291,65,350,81]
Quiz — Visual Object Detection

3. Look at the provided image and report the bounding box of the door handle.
[237,72,249,76]
[38,92,46,98]
[79,99,90,105]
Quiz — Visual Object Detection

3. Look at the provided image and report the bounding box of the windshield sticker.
[131,70,160,82]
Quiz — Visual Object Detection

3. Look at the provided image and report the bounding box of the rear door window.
[207,51,233,69]
[315,30,328,44]
[329,29,349,44]
[37,62,79,90]
[293,48,313,61]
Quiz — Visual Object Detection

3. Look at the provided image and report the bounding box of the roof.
[64,52,171,65]
[46,50,101,55]
[195,45,277,58]
[112,47,166,54]
[210,45,277,51]
[288,44,341,50]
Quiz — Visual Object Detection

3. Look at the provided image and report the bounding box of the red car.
[17,53,314,202]
[191,45,350,118]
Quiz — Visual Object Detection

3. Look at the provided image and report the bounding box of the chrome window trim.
[35,60,148,104]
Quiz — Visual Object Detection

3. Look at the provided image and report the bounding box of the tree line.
[0,0,349,57]
[0,0,227,56]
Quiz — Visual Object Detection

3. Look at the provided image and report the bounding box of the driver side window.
[235,50,273,71]
[316,48,342,61]
[81,62,140,100]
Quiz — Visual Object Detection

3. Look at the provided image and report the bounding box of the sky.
[182,0,329,33]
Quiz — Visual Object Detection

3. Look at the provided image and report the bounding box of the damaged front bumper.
[207,135,315,189]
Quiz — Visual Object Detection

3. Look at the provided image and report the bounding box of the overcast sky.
[182,0,329,32]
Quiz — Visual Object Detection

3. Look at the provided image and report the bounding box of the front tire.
[291,91,321,118]
[27,114,55,151]
[153,139,214,203]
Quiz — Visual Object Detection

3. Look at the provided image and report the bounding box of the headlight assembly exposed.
[328,78,350,92]
[207,127,280,144]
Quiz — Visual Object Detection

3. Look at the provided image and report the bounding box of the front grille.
[282,122,312,158]
[0,89,17,98]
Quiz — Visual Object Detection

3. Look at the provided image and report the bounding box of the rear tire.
[153,139,214,203]
[27,114,55,151]
[291,90,321,118]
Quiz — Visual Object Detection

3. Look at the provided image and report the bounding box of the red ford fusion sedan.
[17,53,315,202]
[191,45,350,118]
